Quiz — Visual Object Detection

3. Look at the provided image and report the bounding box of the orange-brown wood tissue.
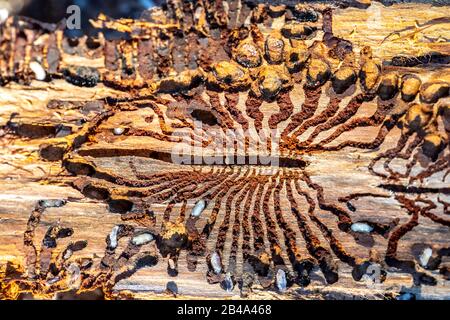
[0,0,449,300]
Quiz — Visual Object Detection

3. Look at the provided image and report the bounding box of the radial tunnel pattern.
[0,0,449,299]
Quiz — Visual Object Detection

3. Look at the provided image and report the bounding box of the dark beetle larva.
[281,22,317,40]
[232,39,262,68]
[421,133,446,161]
[332,66,357,94]
[63,66,100,87]
[377,73,399,101]
[292,6,319,22]
[208,61,251,90]
[251,64,292,99]
[403,104,432,133]
[420,82,449,104]
[400,74,422,102]
[265,31,286,64]
[285,40,309,72]
[359,46,381,93]
[306,58,331,88]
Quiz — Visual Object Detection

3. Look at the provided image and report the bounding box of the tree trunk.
[0,0,449,300]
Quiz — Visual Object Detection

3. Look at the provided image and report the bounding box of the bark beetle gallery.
[0,0,449,299]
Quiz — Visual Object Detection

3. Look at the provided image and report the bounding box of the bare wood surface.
[0,0,449,300]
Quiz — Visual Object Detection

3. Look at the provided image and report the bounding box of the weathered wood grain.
[0,0,449,300]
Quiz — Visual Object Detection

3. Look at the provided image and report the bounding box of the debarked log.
[0,0,449,300]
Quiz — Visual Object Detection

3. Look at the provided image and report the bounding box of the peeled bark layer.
[0,0,449,300]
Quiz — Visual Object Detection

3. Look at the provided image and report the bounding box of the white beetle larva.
[397,292,415,300]
[419,247,433,267]
[63,248,73,260]
[191,199,206,218]
[67,263,81,290]
[351,222,373,233]
[210,251,222,274]
[0,8,9,25]
[222,272,234,292]
[113,127,125,135]
[131,232,154,246]
[276,269,287,292]
[47,276,61,285]
[29,61,46,81]
[108,225,120,249]
[168,258,176,270]
[38,199,66,208]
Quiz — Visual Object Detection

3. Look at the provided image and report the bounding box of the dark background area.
[19,0,161,22]
[2,0,449,34]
